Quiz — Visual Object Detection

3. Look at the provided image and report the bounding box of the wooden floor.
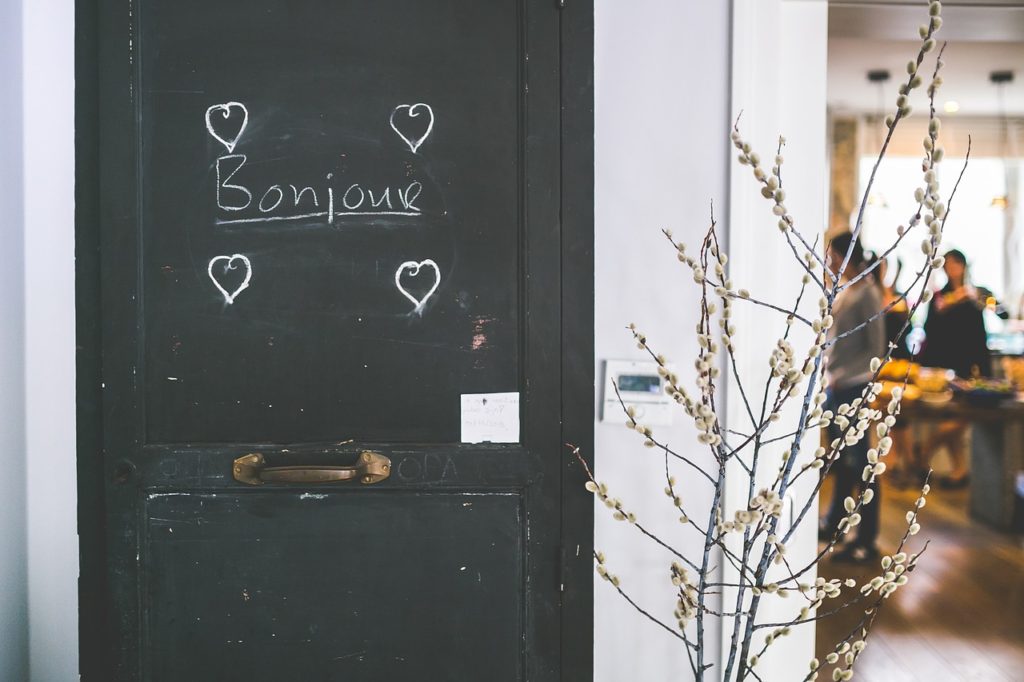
[815,480,1024,681]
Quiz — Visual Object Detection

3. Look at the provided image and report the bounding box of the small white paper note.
[460,392,520,443]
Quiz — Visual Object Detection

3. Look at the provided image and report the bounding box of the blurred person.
[917,249,992,488]
[919,249,991,378]
[872,258,917,486]
[820,232,888,562]
[876,258,912,360]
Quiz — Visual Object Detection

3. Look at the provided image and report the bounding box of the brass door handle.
[233,451,391,486]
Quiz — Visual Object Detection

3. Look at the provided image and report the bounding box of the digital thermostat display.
[617,374,661,394]
[601,359,676,426]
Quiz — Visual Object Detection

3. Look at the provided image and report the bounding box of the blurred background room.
[819,2,1024,679]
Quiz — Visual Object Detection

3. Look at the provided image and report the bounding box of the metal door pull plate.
[233,451,391,485]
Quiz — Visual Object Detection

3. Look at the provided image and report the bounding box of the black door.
[76,1,593,680]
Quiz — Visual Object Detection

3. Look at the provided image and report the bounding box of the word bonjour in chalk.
[395,259,441,314]
[215,154,424,224]
[205,102,249,153]
[389,103,434,154]
[207,254,253,304]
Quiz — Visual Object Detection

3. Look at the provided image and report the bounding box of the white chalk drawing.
[217,210,422,225]
[207,254,252,304]
[395,259,441,314]
[214,160,423,225]
[389,103,434,154]
[205,102,249,153]
[290,184,320,209]
[216,155,252,211]
[397,181,422,211]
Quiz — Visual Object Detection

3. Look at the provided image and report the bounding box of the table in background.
[898,398,1024,530]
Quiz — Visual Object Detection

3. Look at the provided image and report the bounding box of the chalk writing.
[215,156,424,225]
[395,259,441,314]
[207,102,433,227]
[203,103,449,316]
[395,453,458,483]
[205,102,249,153]
[216,155,252,211]
[207,254,252,304]
[389,103,434,154]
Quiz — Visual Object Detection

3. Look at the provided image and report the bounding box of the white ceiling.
[827,3,1024,116]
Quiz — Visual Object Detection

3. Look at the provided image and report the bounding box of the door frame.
[74,1,594,680]
[722,0,827,676]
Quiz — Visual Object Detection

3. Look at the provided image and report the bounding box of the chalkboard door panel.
[145,490,523,681]
[78,0,593,680]
[142,0,523,444]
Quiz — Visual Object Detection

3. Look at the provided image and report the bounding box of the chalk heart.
[205,102,249,153]
[389,103,434,154]
[395,259,441,313]
[208,254,252,305]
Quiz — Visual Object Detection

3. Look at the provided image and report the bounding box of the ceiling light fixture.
[990,70,1014,211]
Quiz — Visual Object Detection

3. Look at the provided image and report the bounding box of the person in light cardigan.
[820,231,887,563]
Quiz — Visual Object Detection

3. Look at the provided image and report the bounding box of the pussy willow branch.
[839,43,948,296]
[724,237,819,671]
[780,62,965,559]
[591,548,702,662]
[734,125,826,290]
[719,227,817,449]
[770,36,954,564]
[664,449,713,539]
[663,450,761,586]
[801,515,933,681]
[770,480,933,633]
[575,437,755,586]
[614,379,721,483]
[586,6,950,680]
[694,222,727,677]
[839,37,945,276]
[727,289,816,328]
[730,39,948,682]
[664,229,761,429]
[747,478,933,677]
[777,160,830,285]
[782,139,969,556]
[571,445,705,573]
[720,305,814,467]
[770,134,830,284]
[745,169,946,676]
[780,153,965,576]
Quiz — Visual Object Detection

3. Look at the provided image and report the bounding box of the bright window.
[855,155,1007,300]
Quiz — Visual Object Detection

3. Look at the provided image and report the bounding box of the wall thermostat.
[601,359,677,426]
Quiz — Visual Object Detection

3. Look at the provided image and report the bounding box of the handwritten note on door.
[460,393,520,443]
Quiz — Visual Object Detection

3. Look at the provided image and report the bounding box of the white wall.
[722,0,827,678]
[594,2,732,679]
[23,0,78,679]
[595,1,827,680]
[0,0,28,679]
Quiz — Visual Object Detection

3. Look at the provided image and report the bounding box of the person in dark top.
[876,258,913,360]
[917,249,992,488]
[919,249,991,378]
